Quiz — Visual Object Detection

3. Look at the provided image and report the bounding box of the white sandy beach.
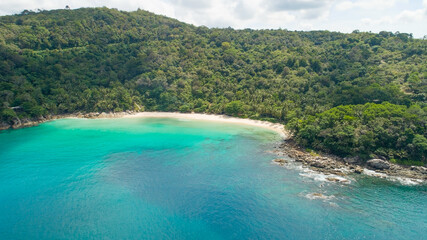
[121,112,289,139]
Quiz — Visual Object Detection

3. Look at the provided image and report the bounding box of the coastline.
[0,111,289,138]
[272,140,427,185]
[2,111,426,184]
[123,112,289,139]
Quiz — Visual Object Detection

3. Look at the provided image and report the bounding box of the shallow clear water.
[0,118,426,239]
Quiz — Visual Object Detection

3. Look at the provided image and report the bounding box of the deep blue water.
[0,118,426,239]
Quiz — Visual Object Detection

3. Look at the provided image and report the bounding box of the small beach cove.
[0,114,427,239]
[0,116,426,239]
[114,112,427,185]
[3,111,425,184]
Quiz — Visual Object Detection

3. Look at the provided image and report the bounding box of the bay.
[0,118,426,239]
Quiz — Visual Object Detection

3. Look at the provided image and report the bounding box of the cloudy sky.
[1,0,426,38]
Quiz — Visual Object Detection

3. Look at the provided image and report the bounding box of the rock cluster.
[273,142,352,176]
[0,111,137,130]
[272,139,427,182]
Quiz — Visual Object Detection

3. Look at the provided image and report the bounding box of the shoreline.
[271,139,427,185]
[1,111,289,138]
[2,111,426,184]
[122,112,289,139]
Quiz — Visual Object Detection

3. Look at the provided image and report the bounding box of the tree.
[225,101,243,116]
[410,135,427,161]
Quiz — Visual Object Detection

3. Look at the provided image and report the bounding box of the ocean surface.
[0,118,426,240]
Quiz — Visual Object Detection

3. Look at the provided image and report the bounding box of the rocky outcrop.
[271,139,426,183]
[0,111,138,131]
[367,159,390,170]
[353,166,364,174]
[326,177,350,183]
[306,193,332,200]
[411,166,427,174]
[343,156,360,164]
[0,122,10,130]
[272,158,287,166]
[310,161,326,168]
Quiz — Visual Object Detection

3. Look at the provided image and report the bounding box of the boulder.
[308,193,329,199]
[273,159,287,166]
[354,166,364,174]
[343,156,360,164]
[310,161,326,168]
[367,159,390,170]
[0,122,11,130]
[328,170,346,176]
[326,177,350,183]
[410,166,427,175]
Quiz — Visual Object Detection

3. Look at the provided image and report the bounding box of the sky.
[0,0,426,38]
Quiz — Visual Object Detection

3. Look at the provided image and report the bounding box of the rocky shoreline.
[0,111,137,131]
[271,139,427,184]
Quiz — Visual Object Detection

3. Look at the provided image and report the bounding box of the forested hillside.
[0,8,426,163]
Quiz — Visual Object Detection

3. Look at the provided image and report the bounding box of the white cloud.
[397,9,425,23]
[0,0,425,38]
[299,8,330,20]
[357,1,426,37]
[363,8,426,25]
[234,0,257,20]
[263,11,296,28]
[166,0,211,9]
[336,0,398,11]
[265,0,333,11]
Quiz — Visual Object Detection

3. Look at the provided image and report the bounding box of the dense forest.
[0,8,426,163]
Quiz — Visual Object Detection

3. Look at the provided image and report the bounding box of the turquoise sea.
[0,118,426,239]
